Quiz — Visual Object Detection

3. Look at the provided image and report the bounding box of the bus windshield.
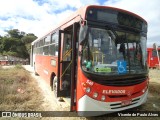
[81,27,147,75]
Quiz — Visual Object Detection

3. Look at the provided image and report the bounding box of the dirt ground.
[23,65,160,120]
[22,65,69,111]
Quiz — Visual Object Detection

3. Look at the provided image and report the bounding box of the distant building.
[0,55,29,65]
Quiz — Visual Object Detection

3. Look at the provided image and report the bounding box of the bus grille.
[99,77,147,86]
[110,98,140,109]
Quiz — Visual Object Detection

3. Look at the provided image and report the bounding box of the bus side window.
[152,50,157,57]
[51,32,58,43]
[43,46,49,55]
[50,31,58,56]
[55,44,58,56]
[49,44,55,56]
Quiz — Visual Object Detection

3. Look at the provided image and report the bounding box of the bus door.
[57,30,72,97]
[57,23,78,111]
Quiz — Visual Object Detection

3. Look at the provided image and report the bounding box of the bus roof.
[87,5,147,23]
[32,5,147,45]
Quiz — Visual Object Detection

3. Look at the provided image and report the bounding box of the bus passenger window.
[152,50,157,57]
[49,44,55,56]
[51,32,58,43]
[55,44,58,56]
[45,35,50,45]
[43,46,49,55]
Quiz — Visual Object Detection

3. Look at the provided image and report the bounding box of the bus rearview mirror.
[79,25,88,45]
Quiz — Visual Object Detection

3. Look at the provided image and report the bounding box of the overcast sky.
[0,0,159,47]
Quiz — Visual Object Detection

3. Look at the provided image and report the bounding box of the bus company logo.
[127,91,132,97]
[102,90,126,94]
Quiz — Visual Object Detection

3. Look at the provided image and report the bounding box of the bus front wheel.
[52,76,64,102]
[53,77,57,97]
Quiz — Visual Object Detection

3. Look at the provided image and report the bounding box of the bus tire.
[52,76,57,97]
[35,71,39,76]
[52,76,64,102]
[34,63,39,76]
[51,74,55,91]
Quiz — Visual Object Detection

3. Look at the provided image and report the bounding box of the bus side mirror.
[79,25,88,45]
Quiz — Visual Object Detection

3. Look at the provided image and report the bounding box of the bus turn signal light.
[101,95,106,101]
[93,92,98,98]
[82,83,87,87]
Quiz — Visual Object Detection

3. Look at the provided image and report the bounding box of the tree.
[7,29,25,39]
[0,36,3,53]
[21,33,37,44]
[0,29,37,59]
[21,33,37,56]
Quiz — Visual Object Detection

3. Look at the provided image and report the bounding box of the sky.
[0,0,159,47]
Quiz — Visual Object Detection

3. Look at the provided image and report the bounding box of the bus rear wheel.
[34,63,39,76]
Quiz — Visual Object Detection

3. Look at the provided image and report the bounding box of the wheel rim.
[53,78,57,97]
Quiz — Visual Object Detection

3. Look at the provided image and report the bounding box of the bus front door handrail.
[60,60,72,79]
[62,48,72,61]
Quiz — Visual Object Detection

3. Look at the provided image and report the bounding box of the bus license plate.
[121,100,132,106]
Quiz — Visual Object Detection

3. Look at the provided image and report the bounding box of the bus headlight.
[93,92,98,98]
[101,95,106,101]
[85,87,91,93]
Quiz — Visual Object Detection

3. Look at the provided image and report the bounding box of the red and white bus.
[147,47,160,68]
[31,5,148,116]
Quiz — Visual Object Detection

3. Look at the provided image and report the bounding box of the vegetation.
[0,29,37,59]
[0,66,44,111]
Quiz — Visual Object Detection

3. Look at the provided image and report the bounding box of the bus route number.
[86,80,94,86]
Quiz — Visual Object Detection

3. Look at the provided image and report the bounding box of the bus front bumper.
[78,90,148,116]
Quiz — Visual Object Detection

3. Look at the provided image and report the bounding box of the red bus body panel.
[147,48,160,68]
[35,55,58,85]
